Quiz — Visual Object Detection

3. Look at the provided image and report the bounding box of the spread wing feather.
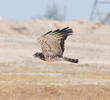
[38,27,73,58]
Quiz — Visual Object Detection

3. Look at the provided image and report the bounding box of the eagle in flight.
[33,27,78,63]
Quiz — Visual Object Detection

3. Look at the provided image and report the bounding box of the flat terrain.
[0,19,110,100]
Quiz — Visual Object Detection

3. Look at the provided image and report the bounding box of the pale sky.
[0,0,95,21]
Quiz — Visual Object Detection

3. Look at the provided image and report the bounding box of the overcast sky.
[0,0,96,21]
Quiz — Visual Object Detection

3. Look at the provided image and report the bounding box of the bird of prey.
[33,27,78,63]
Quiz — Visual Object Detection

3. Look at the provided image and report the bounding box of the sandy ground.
[0,19,110,100]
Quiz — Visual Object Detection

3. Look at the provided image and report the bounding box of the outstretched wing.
[38,27,73,58]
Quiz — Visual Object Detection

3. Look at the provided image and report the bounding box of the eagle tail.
[62,57,79,63]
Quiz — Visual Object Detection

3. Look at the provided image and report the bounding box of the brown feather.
[38,27,73,58]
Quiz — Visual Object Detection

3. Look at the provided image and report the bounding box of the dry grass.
[0,19,110,100]
[0,81,110,100]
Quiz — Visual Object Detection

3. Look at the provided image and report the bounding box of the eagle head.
[33,52,45,60]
